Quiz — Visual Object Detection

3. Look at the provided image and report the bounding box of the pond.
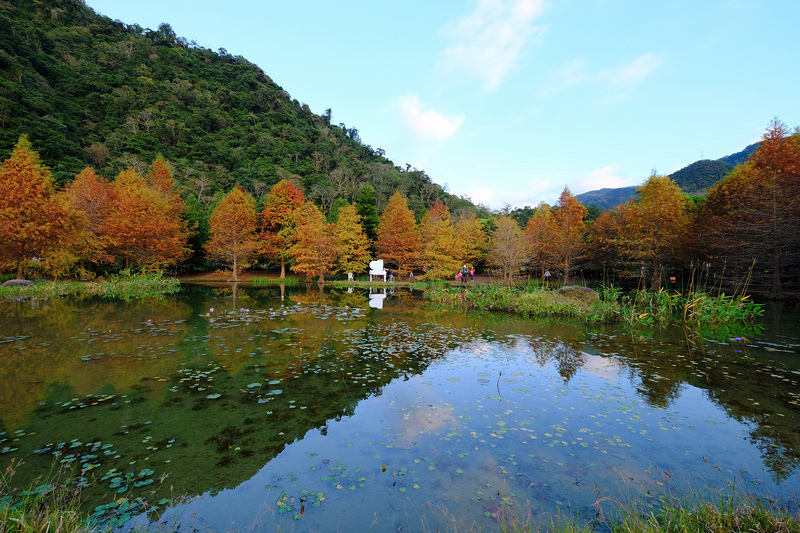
[1,284,799,531]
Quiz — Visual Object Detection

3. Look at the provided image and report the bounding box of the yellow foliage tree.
[419,201,461,280]
[488,215,528,286]
[454,212,487,268]
[332,204,371,276]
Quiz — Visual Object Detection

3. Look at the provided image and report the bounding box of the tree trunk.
[770,173,782,299]
[651,261,661,291]
[280,258,285,278]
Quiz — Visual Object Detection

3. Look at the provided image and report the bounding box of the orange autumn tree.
[525,203,558,280]
[0,135,84,278]
[586,208,623,275]
[376,191,420,274]
[104,167,190,270]
[62,167,116,269]
[419,201,461,279]
[260,179,305,278]
[206,184,259,282]
[146,155,187,223]
[332,204,371,276]
[550,188,588,285]
[616,175,689,290]
[289,202,338,282]
[697,119,800,298]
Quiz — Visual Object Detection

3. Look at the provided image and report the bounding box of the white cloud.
[393,94,464,141]
[440,0,545,90]
[470,186,495,206]
[542,53,663,97]
[570,165,628,194]
[539,58,588,96]
[602,53,663,86]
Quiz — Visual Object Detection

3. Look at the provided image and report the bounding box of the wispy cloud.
[571,165,629,194]
[601,53,663,85]
[440,0,545,91]
[539,58,588,96]
[541,53,663,97]
[393,94,465,141]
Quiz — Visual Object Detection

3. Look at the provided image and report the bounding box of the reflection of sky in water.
[143,337,800,532]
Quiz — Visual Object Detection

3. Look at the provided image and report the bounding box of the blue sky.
[86,0,800,210]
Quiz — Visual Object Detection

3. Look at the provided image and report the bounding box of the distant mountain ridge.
[576,142,760,210]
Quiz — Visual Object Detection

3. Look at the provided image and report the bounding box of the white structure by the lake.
[369,259,386,282]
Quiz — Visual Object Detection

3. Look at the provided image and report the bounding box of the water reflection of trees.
[0,296,193,428]
[1,287,491,513]
[595,326,800,483]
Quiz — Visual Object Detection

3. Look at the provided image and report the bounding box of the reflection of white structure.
[369,288,387,309]
[369,259,386,282]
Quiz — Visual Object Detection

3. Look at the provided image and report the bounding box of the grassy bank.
[0,270,180,301]
[2,466,797,533]
[428,282,764,331]
[429,283,620,322]
[251,276,301,287]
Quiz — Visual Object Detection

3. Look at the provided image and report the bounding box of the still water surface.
[1,285,799,531]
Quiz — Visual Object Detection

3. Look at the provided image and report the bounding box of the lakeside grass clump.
[251,276,301,287]
[428,283,621,322]
[429,282,764,330]
[0,270,180,302]
[0,459,90,533]
[574,494,800,533]
[619,287,764,328]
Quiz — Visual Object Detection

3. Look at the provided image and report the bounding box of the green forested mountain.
[669,159,733,194]
[576,143,760,210]
[572,186,638,212]
[0,0,481,217]
[717,142,759,167]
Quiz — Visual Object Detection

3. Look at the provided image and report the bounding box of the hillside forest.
[1,1,799,297]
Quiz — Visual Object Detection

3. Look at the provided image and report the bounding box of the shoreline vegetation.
[2,462,798,532]
[0,270,180,301]
[1,270,764,334]
[427,281,764,331]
